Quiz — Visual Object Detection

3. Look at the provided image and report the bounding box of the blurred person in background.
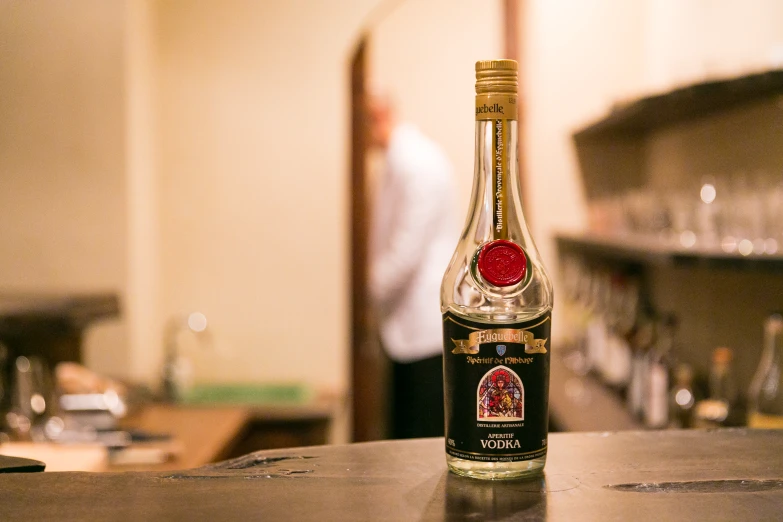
[367,93,458,439]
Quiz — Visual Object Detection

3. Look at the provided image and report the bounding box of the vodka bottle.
[441,60,553,480]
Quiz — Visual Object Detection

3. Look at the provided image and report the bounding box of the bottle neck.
[709,361,737,402]
[464,118,529,242]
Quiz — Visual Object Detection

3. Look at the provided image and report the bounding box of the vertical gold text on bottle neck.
[475,94,517,121]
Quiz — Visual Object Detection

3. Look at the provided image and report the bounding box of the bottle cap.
[477,240,527,287]
[475,59,518,94]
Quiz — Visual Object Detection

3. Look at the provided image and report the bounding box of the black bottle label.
[443,311,551,462]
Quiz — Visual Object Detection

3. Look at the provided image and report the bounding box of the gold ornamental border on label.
[451,329,547,355]
[475,93,517,120]
[444,314,551,356]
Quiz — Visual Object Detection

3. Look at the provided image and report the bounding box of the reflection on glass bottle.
[440,473,547,520]
[748,313,783,428]
[668,364,695,429]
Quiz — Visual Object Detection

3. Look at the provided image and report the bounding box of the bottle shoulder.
[442,304,552,325]
[441,247,553,323]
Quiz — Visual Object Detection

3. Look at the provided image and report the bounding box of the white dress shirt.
[370,123,459,363]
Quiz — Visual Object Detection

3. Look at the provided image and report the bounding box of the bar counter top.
[3,429,783,521]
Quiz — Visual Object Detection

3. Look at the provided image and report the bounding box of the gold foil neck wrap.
[475,59,518,94]
[475,94,517,120]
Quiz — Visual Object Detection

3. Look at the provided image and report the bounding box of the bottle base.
[446,454,546,480]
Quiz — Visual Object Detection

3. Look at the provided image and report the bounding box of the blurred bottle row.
[589,172,783,256]
[561,256,783,429]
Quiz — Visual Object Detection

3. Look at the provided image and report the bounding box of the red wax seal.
[477,240,527,287]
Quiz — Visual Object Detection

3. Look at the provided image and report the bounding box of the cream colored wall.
[125,0,160,382]
[0,0,384,392]
[370,0,502,217]
[150,0,382,391]
[644,0,783,91]
[0,0,129,376]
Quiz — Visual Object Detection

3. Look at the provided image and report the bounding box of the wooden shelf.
[556,232,783,272]
[574,69,783,141]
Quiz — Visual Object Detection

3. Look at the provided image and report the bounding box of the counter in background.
[0,394,344,472]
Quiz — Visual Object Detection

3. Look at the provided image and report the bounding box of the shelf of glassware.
[555,232,783,272]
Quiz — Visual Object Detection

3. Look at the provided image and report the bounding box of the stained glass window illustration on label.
[478,366,524,420]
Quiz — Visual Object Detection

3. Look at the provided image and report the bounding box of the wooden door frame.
[349,36,388,442]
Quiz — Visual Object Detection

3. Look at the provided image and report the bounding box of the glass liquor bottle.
[668,364,695,428]
[644,315,676,428]
[695,347,739,427]
[441,60,553,480]
[748,313,783,428]
[627,314,654,419]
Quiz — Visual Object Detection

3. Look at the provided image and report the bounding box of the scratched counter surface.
[2,430,783,521]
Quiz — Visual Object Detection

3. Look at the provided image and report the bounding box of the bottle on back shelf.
[644,315,677,428]
[602,276,637,392]
[559,257,590,375]
[441,60,553,480]
[668,364,695,428]
[695,347,740,427]
[585,271,610,377]
[627,314,655,419]
[747,313,783,428]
